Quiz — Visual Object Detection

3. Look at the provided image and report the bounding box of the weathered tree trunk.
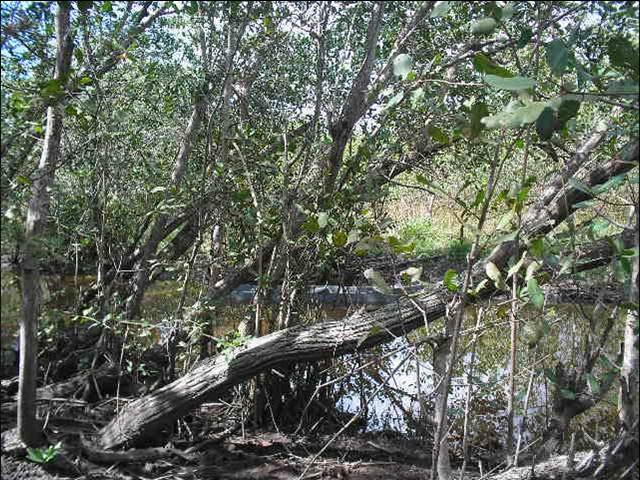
[18,2,74,447]
[619,220,639,431]
[97,143,638,450]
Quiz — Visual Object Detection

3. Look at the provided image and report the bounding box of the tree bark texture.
[18,1,74,447]
[619,223,639,431]
[97,142,638,449]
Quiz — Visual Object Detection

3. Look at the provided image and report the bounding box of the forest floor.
[1,427,456,480]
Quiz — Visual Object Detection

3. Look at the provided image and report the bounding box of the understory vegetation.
[1,1,638,480]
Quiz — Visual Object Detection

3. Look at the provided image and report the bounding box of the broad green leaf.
[496,211,515,231]
[567,177,593,195]
[410,88,425,107]
[536,107,556,140]
[78,1,93,13]
[605,79,639,95]
[573,199,597,210]
[545,39,569,75]
[364,268,393,294]
[501,5,515,20]
[517,27,533,48]
[607,36,639,79]
[428,125,449,144]
[586,373,601,396]
[101,1,113,13]
[473,53,513,78]
[430,1,452,18]
[481,101,546,129]
[443,269,459,292]
[332,230,347,247]
[302,216,320,234]
[544,368,557,384]
[386,91,405,109]
[317,212,329,229]
[393,54,413,80]
[525,261,540,281]
[471,18,497,35]
[592,174,626,195]
[507,252,527,279]
[469,102,490,138]
[557,99,580,126]
[527,277,544,309]
[485,75,536,91]
[79,76,93,86]
[485,262,504,289]
[473,278,489,295]
[347,229,360,244]
[560,388,577,400]
[401,266,423,283]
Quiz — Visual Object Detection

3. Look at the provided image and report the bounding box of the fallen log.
[97,141,638,449]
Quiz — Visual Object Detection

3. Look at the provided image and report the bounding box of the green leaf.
[607,36,639,79]
[592,174,626,195]
[317,212,329,229]
[77,1,93,13]
[560,388,577,400]
[40,79,64,100]
[386,91,405,109]
[430,1,452,18]
[557,99,580,127]
[527,277,544,309]
[545,39,569,75]
[472,278,489,295]
[517,27,533,48]
[536,107,556,140]
[586,373,601,396]
[347,229,361,245]
[410,88,425,107]
[428,125,449,144]
[471,18,497,35]
[481,101,546,129]
[469,102,490,138]
[332,230,347,247]
[401,267,423,283]
[101,1,112,13]
[573,199,597,210]
[302,216,320,234]
[79,76,93,86]
[443,269,459,292]
[496,211,515,231]
[605,79,639,95]
[544,368,557,384]
[485,75,536,91]
[364,268,392,294]
[567,177,593,195]
[473,53,513,78]
[525,261,540,281]
[507,252,527,279]
[393,54,413,80]
[485,262,504,289]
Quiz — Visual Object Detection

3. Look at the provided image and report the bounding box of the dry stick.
[460,306,484,480]
[507,140,530,465]
[513,365,536,467]
[431,143,505,480]
[297,350,414,480]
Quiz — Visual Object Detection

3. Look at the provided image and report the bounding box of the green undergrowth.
[396,218,472,259]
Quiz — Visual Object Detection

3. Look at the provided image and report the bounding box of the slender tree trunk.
[433,322,454,480]
[619,218,639,431]
[18,1,74,447]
